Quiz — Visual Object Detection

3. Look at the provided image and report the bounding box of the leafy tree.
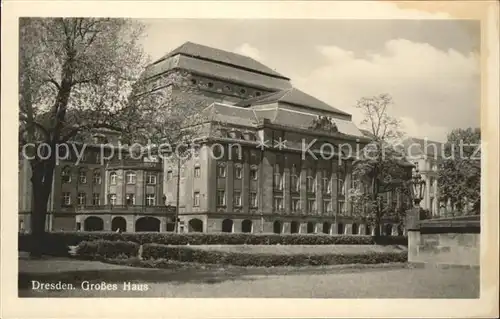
[438,127,481,215]
[18,18,211,255]
[347,94,413,236]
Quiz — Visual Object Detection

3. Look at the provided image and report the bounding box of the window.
[307,199,316,213]
[109,172,117,185]
[109,194,117,205]
[273,196,283,211]
[217,164,226,178]
[322,176,331,194]
[62,192,71,206]
[93,170,101,184]
[194,166,201,178]
[250,167,258,180]
[234,191,242,207]
[61,168,71,183]
[273,165,283,190]
[146,194,155,206]
[125,193,135,205]
[216,190,226,206]
[256,91,261,96]
[250,192,258,208]
[77,193,86,206]
[208,82,214,88]
[240,88,246,94]
[292,198,300,212]
[126,171,136,184]
[338,179,345,196]
[92,193,100,206]
[79,169,87,184]
[96,152,101,164]
[234,165,242,179]
[145,173,156,185]
[306,176,315,192]
[339,200,346,214]
[323,200,332,213]
[167,170,173,180]
[193,192,200,207]
[225,85,232,92]
[290,174,298,192]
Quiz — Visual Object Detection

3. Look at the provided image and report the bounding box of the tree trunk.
[29,160,55,258]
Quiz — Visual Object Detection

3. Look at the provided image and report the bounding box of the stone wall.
[408,215,480,267]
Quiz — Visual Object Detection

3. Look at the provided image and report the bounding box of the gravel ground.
[18,258,478,298]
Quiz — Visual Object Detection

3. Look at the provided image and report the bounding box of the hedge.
[76,240,140,260]
[142,244,407,267]
[19,232,407,251]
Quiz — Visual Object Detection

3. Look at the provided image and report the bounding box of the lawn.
[178,244,408,255]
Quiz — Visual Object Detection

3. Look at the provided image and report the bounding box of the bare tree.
[347,94,413,236]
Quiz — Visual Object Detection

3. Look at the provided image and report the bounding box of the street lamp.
[411,169,426,207]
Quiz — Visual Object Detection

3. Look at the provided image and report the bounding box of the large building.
[19,42,409,235]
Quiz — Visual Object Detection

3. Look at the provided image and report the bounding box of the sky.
[137,16,480,143]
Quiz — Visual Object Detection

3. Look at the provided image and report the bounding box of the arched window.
[84,216,104,231]
[109,172,117,185]
[306,168,315,192]
[241,220,252,233]
[290,221,300,234]
[135,217,160,232]
[273,221,282,234]
[111,217,127,232]
[365,225,372,235]
[385,224,393,236]
[126,171,136,184]
[188,218,203,232]
[352,223,359,235]
[322,222,331,234]
[307,222,315,234]
[61,167,71,183]
[222,219,234,233]
[337,223,344,235]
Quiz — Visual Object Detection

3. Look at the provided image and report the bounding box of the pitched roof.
[153,42,289,79]
[142,55,292,91]
[235,88,351,117]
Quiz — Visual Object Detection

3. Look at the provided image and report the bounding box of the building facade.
[403,137,444,217]
[19,42,408,235]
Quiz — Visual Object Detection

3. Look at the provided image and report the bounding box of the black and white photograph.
[1,0,499,318]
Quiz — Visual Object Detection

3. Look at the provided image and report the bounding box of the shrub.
[142,244,407,267]
[76,240,140,260]
[19,232,407,248]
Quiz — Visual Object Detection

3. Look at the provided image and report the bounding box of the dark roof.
[153,42,289,79]
[142,55,292,91]
[200,103,365,139]
[235,88,351,117]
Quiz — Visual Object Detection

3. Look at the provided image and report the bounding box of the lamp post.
[411,169,426,208]
[406,169,427,232]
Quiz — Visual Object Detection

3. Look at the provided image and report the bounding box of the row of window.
[190,78,263,98]
[61,169,102,184]
[208,190,346,214]
[62,192,157,206]
[208,190,258,208]
[108,171,157,185]
[62,169,158,186]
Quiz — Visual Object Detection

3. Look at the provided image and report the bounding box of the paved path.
[18,258,479,298]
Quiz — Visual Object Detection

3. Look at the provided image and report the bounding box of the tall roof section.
[236,88,352,119]
[141,42,292,90]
